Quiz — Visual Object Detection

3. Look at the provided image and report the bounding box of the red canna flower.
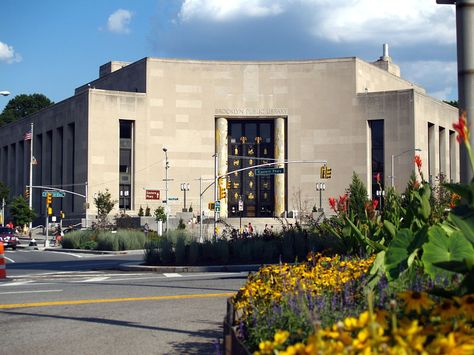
[375,173,381,184]
[414,155,422,169]
[372,199,379,210]
[413,180,420,190]
[338,194,348,212]
[329,197,337,212]
[453,111,469,144]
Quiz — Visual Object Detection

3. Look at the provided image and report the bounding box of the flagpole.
[28,122,34,234]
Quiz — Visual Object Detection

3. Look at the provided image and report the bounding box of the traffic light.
[60,211,65,219]
[46,192,52,206]
[320,166,327,179]
[25,187,30,199]
[326,167,332,179]
[208,202,215,210]
[219,186,227,200]
[47,206,53,216]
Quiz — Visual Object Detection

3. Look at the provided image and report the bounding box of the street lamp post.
[315,182,326,211]
[390,148,422,188]
[0,91,9,226]
[162,148,169,232]
[180,183,190,212]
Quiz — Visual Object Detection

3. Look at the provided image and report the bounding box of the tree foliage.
[93,189,116,227]
[348,172,368,223]
[0,93,54,126]
[154,206,166,222]
[0,181,9,203]
[443,100,458,108]
[8,195,36,227]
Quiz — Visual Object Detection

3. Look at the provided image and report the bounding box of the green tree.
[0,181,9,203]
[348,172,368,223]
[443,100,458,108]
[8,195,36,227]
[154,206,166,223]
[94,189,116,227]
[0,93,54,126]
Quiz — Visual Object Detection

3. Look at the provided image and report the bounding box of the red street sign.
[146,190,160,200]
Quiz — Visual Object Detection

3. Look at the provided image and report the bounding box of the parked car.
[0,227,20,250]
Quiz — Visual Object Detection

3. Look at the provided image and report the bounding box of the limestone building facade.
[0,51,459,223]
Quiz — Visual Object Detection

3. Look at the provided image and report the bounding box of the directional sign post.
[255,167,285,176]
[42,191,65,198]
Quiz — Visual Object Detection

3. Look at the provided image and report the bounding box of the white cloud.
[178,0,455,45]
[400,60,457,100]
[179,0,283,22]
[107,9,133,34]
[0,41,22,63]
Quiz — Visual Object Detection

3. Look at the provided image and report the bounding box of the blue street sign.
[42,191,65,198]
[255,167,285,176]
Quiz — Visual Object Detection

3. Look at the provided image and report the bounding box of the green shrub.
[216,240,229,264]
[144,240,160,265]
[188,242,201,265]
[175,236,186,265]
[177,218,186,230]
[158,238,174,264]
[282,231,295,262]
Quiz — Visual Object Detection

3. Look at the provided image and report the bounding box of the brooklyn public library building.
[0,46,460,225]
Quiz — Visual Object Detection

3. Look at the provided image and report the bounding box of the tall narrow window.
[119,120,133,210]
[449,130,456,182]
[369,120,384,202]
[439,127,446,178]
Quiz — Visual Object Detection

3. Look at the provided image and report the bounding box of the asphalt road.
[0,250,248,354]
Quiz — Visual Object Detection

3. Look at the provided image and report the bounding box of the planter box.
[223,297,251,355]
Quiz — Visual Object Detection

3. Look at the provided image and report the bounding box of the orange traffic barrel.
[0,242,6,279]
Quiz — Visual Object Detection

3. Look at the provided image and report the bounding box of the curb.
[119,262,262,273]
[43,248,145,255]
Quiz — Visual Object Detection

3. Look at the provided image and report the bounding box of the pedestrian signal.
[60,211,65,219]
[47,207,53,216]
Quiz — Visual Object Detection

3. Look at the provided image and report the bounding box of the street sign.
[255,167,285,176]
[42,191,65,198]
[168,197,179,201]
[145,189,160,200]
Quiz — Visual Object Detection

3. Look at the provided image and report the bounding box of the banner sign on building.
[146,190,160,200]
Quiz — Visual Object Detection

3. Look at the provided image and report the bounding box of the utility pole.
[28,122,34,234]
[213,153,218,237]
[437,0,474,182]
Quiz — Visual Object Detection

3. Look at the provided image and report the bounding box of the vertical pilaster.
[216,117,228,218]
[274,117,285,217]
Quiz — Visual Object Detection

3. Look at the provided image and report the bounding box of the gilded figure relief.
[240,136,248,143]
[263,192,268,200]
[233,160,240,167]
[234,146,239,155]
[248,170,254,177]
[248,192,255,200]
[248,146,254,155]
[263,148,268,155]
[249,159,254,165]
[233,182,240,189]
[249,180,254,189]
[234,192,239,200]
[255,136,262,144]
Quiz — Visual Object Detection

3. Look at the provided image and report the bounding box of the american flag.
[23,130,32,141]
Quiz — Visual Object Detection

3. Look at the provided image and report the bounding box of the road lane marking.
[0,289,62,295]
[4,256,15,263]
[163,273,182,277]
[0,292,235,309]
[0,281,34,287]
[76,277,110,283]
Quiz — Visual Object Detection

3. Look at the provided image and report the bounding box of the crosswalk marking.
[163,273,182,278]
[0,281,34,287]
[76,277,110,283]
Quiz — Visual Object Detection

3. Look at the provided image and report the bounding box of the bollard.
[0,242,6,279]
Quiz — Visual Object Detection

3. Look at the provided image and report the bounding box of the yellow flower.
[256,340,273,355]
[454,294,474,320]
[432,298,460,320]
[398,291,434,314]
[273,330,290,346]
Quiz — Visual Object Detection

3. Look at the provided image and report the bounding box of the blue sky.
[0,0,457,112]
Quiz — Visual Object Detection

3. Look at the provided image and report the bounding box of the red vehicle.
[0,227,20,250]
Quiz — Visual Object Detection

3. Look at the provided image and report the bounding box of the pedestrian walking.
[248,222,254,236]
[143,223,150,238]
